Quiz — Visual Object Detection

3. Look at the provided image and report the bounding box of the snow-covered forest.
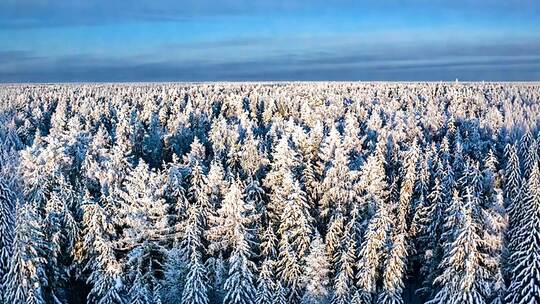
[1,82,540,304]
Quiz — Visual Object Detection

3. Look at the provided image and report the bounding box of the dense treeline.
[0,82,540,304]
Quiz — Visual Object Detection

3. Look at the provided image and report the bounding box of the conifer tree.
[208,179,258,255]
[256,259,276,304]
[377,222,408,304]
[356,203,391,302]
[3,202,48,304]
[208,252,227,303]
[319,144,354,219]
[277,172,313,259]
[82,193,127,304]
[0,176,15,300]
[481,152,507,303]
[505,161,540,304]
[428,187,490,304]
[276,233,303,304]
[143,113,164,169]
[359,136,389,214]
[186,157,213,229]
[161,247,187,304]
[273,281,288,304]
[503,143,523,254]
[325,214,345,266]
[260,225,278,260]
[301,235,331,304]
[223,222,257,304]
[331,230,357,304]
[181,250,209,304]
[265,135,301,223]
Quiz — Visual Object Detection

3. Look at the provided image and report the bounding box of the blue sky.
[1,0,539,82]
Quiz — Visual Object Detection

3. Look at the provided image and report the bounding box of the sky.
[1,0,539,82]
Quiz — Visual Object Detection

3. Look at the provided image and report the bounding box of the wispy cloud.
[0,50,42,63]
[2,39,540,82]
[0,0,539,81]
[1,0,539,28]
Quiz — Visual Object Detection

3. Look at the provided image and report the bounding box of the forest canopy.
[0,82,540,304]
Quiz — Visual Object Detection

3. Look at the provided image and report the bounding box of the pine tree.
[143,112,164,169]
[208,252,227,303]
[482,189,507,304]
[351,290,363,304]
[410,154,430,241]
[276,233,303,304]
[43,179,75,303]
[331,230,357,304]
[316,125,341,182]
[260,225,278,260]
[356,202,391,302]
[161,247,187,304]
[277,172,313,259]
[504,143,522,209]
[117,160,169,244]
[520,136,537,183]
[414,176,445,297]
[208,179,258,255]
[163,204,206,302]
[211,179,258,304]
[207,160,227,210]
[3,202,48,304]
[301,235,331,304]
[128,266,152,304]
[273,281,288,304]
[481,152,507,304]
[359,135,389,215]
[0,176,15,300]
[396,141,419,228]
[377,222,408,304]
[505,161,540,304]
[82,193,127,304]
[223,224,257,304]
[245,178,267,227]
[325,214,344,268]
[519,131,533,174]
[503,143,524,263]
[181,250,209,304]
[239,130,268,177]
[256,259,276,304]
[186,158,213,229]
[116,161,168,300]
[265,135,301,223]
[164,154,189,233]
[427,187,489,304]
[319,144,354,219]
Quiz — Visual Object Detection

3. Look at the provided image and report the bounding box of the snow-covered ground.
[1,82,540,304]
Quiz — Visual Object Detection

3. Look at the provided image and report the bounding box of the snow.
[0,82,540,304]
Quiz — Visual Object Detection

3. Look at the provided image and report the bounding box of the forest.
[0,82,540,304]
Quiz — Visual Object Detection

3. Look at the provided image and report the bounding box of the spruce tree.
[256,259,276,304]
[181,250,209,304]
[3,202,48,304]
[276,233,303,304]
[356,203,391,302]
[377,223,408,304]
[82,192,127,304]
[301,235,331,304]
[505,161,540,304]
[277,172,313,259]
[223,225,257,304]
[331,230,357,304]
[428,187,490,304]
[0,177,15,300]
